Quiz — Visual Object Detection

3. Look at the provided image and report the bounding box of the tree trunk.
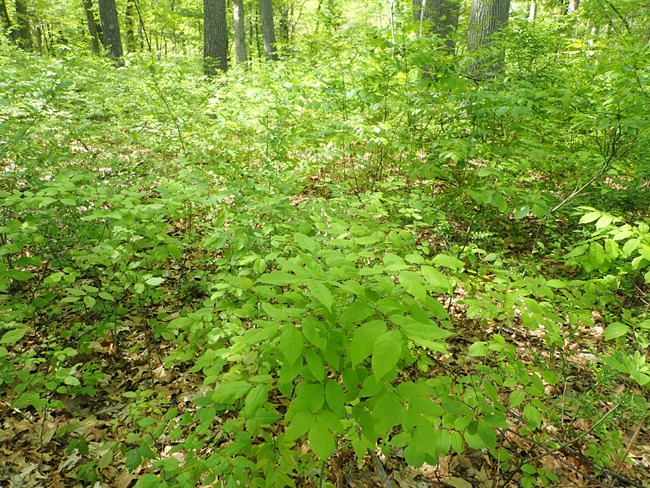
[233,0,247,64]
[528,1,537,23]
[467,0,511,79]
[260,0,277,60]
[0,0,13,33]
[567,0,579,14]
[203,0,228,75]
[98,0,123,64]
[421,0,460,53]
[124,0,136,52]
[413,0,422,23]
[14,0,32,49]
[82,0,101,54]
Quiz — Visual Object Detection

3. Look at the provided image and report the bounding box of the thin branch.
[368,449,394,488]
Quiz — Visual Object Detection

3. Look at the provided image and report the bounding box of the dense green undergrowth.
[1,25,649,487]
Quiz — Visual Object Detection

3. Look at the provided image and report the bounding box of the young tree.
[14,0,32,49]
[467,0,511,78]
[233,0,247,64]
[260,0,278,60]
[82,0,101,54]
[203,0,228,75]
[420,0,460,53]
[98,0,123,63]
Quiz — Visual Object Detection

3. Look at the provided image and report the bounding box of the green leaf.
[325,380,345,415]
[431,254,464,270]
[0,327,27,345]
[341,301,375,326]
[294,233,318,253]
[64,375,81,386]
[306,350,325,381]
[306,279,335,311]
[623,238,640,256]
[595,214,614,229]
[579,211,601,224]
[1,269,33,281]
[308,422,336,459]
[373,393,402,435]
[523,404,542,430]
[258,270,296,285]
[285,411,315,441]
[279,325,303,365]
[589,242,606,266]
[491,193,508,212]
[514,206,529,220]
[212,381,252,404]
[509,390,526,408]
[244,385,268,416]
[421,266,452,293]
[468,341,488,357]
[372,329,402,380]
[134,474,163,488]
[545,279,566,288]
[399,271,427,302]
[605,322,629,340]
[349,320,386,367]
[477,421,496,449]
[145,277,165,286]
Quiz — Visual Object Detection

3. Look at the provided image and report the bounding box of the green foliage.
[1,6,649,485]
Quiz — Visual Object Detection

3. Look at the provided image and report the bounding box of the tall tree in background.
[260,0,278,60]
[203,0,228,76]
[467,0,511,79]
[419,0,460,53]
[567,0,579,14]
[82,0,101,54]
[0,0,14,37]
[528,1,537,23]
[233,0,247,64]
[14,0,32,49]
[98,0,123,63]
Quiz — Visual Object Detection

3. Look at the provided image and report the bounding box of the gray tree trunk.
[260,0,278,60]
[0,0,12,31]
[82,0,101,54]
[14,0,32,49]
[413,0,422,23]
[528,1,537,23]
[567,0,579,14]
[203,0,228,75]
[98,0,123,63]
[233,0,247,64]
[421,0,460,53]
[124,0,136,51]
[467,0,511,79]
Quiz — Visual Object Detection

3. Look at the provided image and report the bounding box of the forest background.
[1,0,649,486]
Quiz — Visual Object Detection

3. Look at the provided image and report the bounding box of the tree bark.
[14,0,32,49]
[413,0,422,23]
[260,0,278,60]
[528,1,537,23]
[467,0,511,79]
[0,0,13,33]
[233,0,247,64]
[421,0,460,53]
[567,0,579,14]
[98,0,123,64]
[203,0,228,75]
[82,0,101,54]
[124,0,136,52]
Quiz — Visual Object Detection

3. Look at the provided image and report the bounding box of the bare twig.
[368,449,394,488]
